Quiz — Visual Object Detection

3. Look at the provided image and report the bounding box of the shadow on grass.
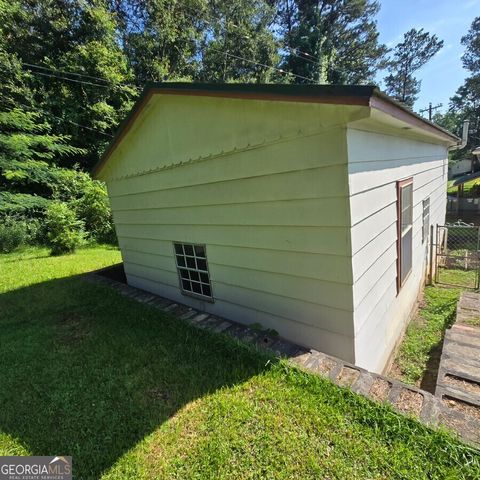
[0,273,272,479]
[419,296,458,393]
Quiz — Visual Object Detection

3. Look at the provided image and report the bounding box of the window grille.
[173,242,213,300]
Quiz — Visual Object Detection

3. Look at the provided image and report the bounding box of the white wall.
[347,127,448,372]
[102,95,366,362]
[449,159,472,178]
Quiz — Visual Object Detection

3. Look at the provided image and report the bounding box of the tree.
[384,28,443,107]
[278,0,387,84]
[446,17,480,158]
[1,0,136,170]
[0,107,85,217]
[199,0,280,83]
[461,17,480,74]
[110,0,206,84]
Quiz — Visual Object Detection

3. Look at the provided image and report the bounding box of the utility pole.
[419,102,443,121]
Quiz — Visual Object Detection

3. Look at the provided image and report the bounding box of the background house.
[93,84,458,373]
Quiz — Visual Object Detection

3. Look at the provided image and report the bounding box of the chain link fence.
[435,221,480,289]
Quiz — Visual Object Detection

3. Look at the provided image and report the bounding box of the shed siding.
[347,128,448,372]
[103,96,359,361]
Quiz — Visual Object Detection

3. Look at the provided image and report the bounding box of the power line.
[24,68,113,89]
[419,102,443,122]
[176,0,352,79]
[209,47,313,82]
[0,95,114,138]
[174,0,321,67]
[22,62,140,91]
[175,5,319,83]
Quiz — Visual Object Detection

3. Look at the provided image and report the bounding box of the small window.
[173,242,213,300]
[422,197,430,244]
[397,178,413,290]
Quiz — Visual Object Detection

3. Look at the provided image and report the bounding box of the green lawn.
[0,247,479,479]
[390,287,460,387]
[447,177,480,196]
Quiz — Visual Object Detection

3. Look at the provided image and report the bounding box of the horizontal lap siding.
[347,128,448,372]
[104,99,357,360]
[123,272,355,361]
[116,224,350,256]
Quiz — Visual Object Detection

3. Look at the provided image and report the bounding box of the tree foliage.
[278,0,387,84]
[384,28,443,107]
[199,0,280,83]
[0,107,85,216]
[1,0,137,170]
[447,17,480,157]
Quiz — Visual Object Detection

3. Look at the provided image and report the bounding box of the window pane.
[194,245,205,257]
[196,258,207,271]
[176,255,185,267]
[202,284,211,297]
[401,208,411,232]
[186,256,196,269]
[401,229,413,283]
[190,270,199,282]
[180,269,189,280]
[191,281,202,294]
[402,184,412,209]
[184,244,194,256]
[422,198,430,243]
[200,272,209,283]
[174,243,183,255]
[398,180,413,289]
[181,279,191,290]
[401,184,413,229]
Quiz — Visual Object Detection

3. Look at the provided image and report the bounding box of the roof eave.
[370,89,459,144]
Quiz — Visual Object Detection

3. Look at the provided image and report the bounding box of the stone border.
[436,292,480,434]
[87,271,480,446]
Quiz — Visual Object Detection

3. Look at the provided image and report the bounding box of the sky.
[374,0,479,114]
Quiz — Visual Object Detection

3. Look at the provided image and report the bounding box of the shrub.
[73,180,116,244]
[52,167,92,203]
[45,202,85,255]
[0,217,28,253]
[25,217,47,245]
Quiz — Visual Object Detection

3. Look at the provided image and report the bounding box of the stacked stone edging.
[435,292,480,441]
[87,272,480,446]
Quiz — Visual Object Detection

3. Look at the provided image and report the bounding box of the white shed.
[93,83,459,373]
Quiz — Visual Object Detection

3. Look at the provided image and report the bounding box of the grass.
[391,287,460,387]
[447,178,480,197]
[465,315,480,327]
[437,266,478,288]
[1,247,479,479]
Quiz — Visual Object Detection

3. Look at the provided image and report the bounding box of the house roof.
[452,170,480,187]
[92,82,460,178]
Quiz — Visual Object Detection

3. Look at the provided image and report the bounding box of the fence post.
[429,224,435,285]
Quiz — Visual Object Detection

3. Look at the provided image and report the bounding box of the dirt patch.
[337,367,360,387]
[395,389,423,416]
[443,396,480,421]
[57,312,89,345]
[369,378,391,402]
[445,374,480,396]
